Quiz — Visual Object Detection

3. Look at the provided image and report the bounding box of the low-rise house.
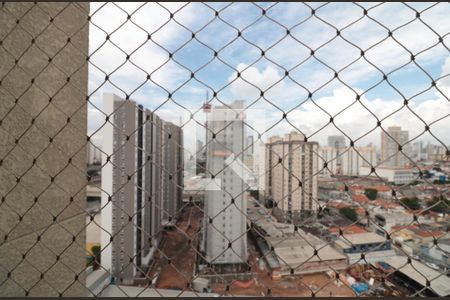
[390,225,447,258]
[328,225,367,240]
[371,208,413,235]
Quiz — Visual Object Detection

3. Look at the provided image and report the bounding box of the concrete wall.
[0,2,89,296]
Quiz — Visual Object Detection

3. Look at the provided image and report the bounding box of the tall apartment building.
[265,132,319,224]
[87,142,102,165]
[255,141,267,201]
[161,121,184,226]
[411,140,426,161]
[328,135,346,149]
[101,93,183,284]
[244,135,255,172]
[327,135,346,165]
[425,143,447,161]
[319,145,377,176]
[204,100,248,265]
[381,126,410,168]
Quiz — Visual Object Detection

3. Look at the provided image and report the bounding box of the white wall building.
[204,100,248,265]
[254,141,266,200]
[371,208,413,236]
[319,145,376,176]
[360,166,416,184]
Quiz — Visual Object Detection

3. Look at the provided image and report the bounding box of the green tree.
[339,207,358,222]
[91,245,101,270]
[364,188,378,200]
[400,197,421,210]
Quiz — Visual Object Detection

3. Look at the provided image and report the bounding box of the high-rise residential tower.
[327,135,347,166]
[327,135,346,149]
[381,126,409,168]
[265,132,319,224]
[161,121,184,226]
[204,101,248,265]
[101,93,183,284]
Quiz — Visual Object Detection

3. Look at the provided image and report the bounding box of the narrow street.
[147,205,203,290]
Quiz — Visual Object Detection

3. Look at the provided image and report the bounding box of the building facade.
[87,142,102,165]
[161,121,184,226]
[327,135,346,148]
[425,143,447,161]
[101,93,183,283]
[381,126,410,168]
[265,132,319,224]
[360,166,415,185]
[334,232,396,265]
[319,145,377,176]
[204,100,248,265]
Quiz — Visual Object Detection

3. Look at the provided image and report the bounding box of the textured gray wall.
[0,2,89,296]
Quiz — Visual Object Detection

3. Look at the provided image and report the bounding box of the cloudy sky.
[86,2,450,154]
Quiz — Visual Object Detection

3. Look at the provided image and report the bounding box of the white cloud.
[437,56,450,96]
[86,2,450,152]
[227,62,450,148]
[88,2,203,98]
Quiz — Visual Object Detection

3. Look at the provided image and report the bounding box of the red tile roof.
[352,194,369,203]
[349,185,365,191]
[391,225,418,231]
[355,207,366,215]
[373,185,392,192]
[414,230,445,238]
[371,199,401,209]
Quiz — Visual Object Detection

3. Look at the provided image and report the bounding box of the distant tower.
[266,132,319,224]
[328,135,346,175]
[204,100,248,265]
[381,126,409,167]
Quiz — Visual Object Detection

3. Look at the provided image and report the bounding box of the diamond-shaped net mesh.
[1,1,449,297]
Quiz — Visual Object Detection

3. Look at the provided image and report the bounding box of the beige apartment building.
[265,132,319,224]
[319,145,377,176]
[381,126,410,168]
